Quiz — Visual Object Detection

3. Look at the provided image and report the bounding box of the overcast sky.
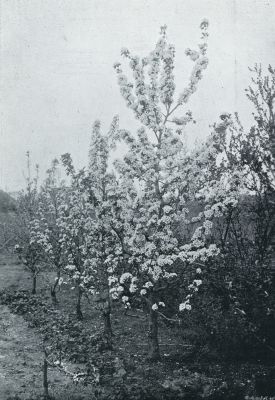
[1,0,275,191]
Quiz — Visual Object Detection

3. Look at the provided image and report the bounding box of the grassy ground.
[0,252,274,400]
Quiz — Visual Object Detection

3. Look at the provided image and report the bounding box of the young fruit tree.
[14,152,44,294]
[34,159,66,303]
[58,153,95,320]
[86,118,131,347]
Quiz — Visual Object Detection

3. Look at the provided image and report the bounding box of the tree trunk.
[50,271,60,304]
[269,115,275,279]
[43,355,49,399]
[102,299,113,349]
[32,274,37,295]
[50,286,57,304]
[269,210,275,286]
[76,286,83,320]
[148,307,160,361]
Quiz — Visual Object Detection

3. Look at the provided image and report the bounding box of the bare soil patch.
[0,254,84,399]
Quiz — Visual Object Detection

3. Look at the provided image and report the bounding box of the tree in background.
[14,152,44,294]
[34,159,66,303]
[180,66,275,360]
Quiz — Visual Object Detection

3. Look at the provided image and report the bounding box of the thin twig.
[157,310,181,324]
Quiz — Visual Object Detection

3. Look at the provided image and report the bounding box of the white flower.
[122,296,129,303]
[108,276,118,286]
[204,209,213,219]
[200,18,209,30]
[179,301,192,312]
[158,302,165,307]
[66,264,76,271]
[129,283,138,293]
[144,281,153,289]
[185,48,199,61]
[140,289,147,296]
[194,279,202,286]
[58,277,63,285]
[120,272,132,284]
[196,268,202,274]
[163,205,173,214]
[152,303,158,311]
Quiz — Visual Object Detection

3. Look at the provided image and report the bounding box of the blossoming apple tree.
[85,118,124,346]
[109,21,222,360]
[57,153,96,320]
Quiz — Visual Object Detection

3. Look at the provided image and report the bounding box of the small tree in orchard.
[58,154,95,320]
[85,118,123,347]
[14,152,44,294]
[58,139,122,332]
[110,21,221,360]
[34,159,66,303]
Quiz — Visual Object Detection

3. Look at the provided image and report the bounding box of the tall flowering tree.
[110,21,220,360]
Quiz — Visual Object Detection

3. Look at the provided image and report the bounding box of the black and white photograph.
[0,1,275,399]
